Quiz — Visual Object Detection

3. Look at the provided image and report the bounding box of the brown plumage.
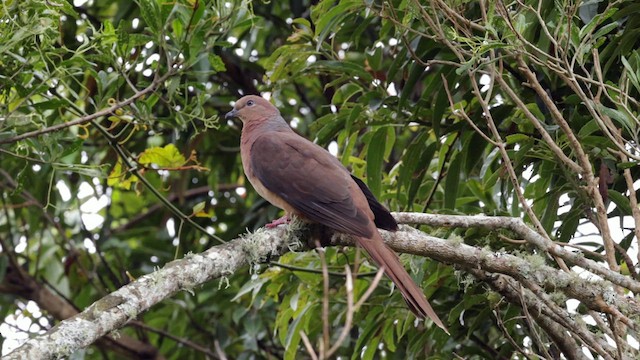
[226,95,447,332]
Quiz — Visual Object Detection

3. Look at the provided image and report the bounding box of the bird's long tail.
[356,232,448,333]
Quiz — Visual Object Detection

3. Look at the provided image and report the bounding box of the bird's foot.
[266,215,290,228]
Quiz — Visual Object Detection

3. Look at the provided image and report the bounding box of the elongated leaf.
[557,207,581,243]
[444,154,462,210]
[313,0,361,48]
[367,127,388,198]
[308,60,373,82]
[540,190,561,233]
[596,103,635,133]
[399,60,424,108]
[609,190,632,215]
[137,0,162,32]
[408,142,437,207]
[284,303,312,360]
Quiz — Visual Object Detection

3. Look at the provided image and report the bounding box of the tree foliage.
[1,0,640,358]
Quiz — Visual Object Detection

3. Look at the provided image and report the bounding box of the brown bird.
[226,95,447,332]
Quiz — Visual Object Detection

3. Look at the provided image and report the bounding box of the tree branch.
[0,258,162,359]
[393,212,640,294]
[468,269,590,360]
[6,213,637,359]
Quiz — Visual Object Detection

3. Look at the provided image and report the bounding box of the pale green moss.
[447,234,464,246]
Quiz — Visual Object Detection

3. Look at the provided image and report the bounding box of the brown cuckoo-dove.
[225,95,447,332]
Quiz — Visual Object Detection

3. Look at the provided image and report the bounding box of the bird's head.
[225,95,280,124]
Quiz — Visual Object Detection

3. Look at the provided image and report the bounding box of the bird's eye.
[246,100,255,106]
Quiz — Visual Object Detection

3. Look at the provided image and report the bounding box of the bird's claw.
[265,215,290,228]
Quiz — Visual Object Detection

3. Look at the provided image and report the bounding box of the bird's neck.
[241,116,292,142]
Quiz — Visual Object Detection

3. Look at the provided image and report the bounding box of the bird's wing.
[350,175,398,231]
[250,132,373,238]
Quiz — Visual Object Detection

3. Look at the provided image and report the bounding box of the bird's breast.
[240,133,297,215]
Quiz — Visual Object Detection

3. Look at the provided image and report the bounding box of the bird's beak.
[225,109,238,120]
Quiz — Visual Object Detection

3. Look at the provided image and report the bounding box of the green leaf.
[352,306,383,360]
[557,207,581,243]
[192,201,210,218]
[448,294,487,324]
[580,7,617,40]
[367,46,383,71]
[382,318,396,352]
[505,133,530,144]
[362,334,381,360]
[0,255,7,283]
[138,144,186,168]
[431,69,451,137]
[367,128,388,198]
[540,191,561,233]
[592,22,619,40]
[609,190,632,215]
[387,46,408,82]
[308,60,373,82]
[108,161,138,190]
[617,162,636,170]
[56,139,84,160]
[444,154,462,210]
[231,276,269,304]
[172,18,184,39]
[276,307,293,346]
[137,0,162,32]
[399,61,424,108]
[409,142,437,207]
[284,303,312,360]
[116,22,130,57]
[209,54,227,73]
[596,103,635,133]
[192,201,205,214]
[332,83,363,105]
[398,132,428,195]
[621,56,640,93]
[383,126,396,159]
[578,119,601,137]
[341,131,359,166]
[313,0,361,48]
[313,112,346,145]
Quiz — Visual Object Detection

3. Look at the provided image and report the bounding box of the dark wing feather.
[250,133,372,237]
[350,175,398,231]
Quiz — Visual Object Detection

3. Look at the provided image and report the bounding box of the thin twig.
[441,74,497,145]
[493,304,534,359]
[316,242,330,359]
[270,261,378,278]
[354,268,385,311]
[325,265,355,358]
[130,320,219,358]
[0,70,176,145]
[299,330,319,360]
[518,285,553,359]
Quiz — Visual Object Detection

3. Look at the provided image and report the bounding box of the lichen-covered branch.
[468,269,592,360]
[4,227,298,359]
[6,213,635,359]
[393,212,640,293]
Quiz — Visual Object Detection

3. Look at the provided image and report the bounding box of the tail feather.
[356,233,448,333]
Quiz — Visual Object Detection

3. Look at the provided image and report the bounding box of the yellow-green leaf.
[108,161,138,190]
[192,201,211,217]
[139,144,186,168]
